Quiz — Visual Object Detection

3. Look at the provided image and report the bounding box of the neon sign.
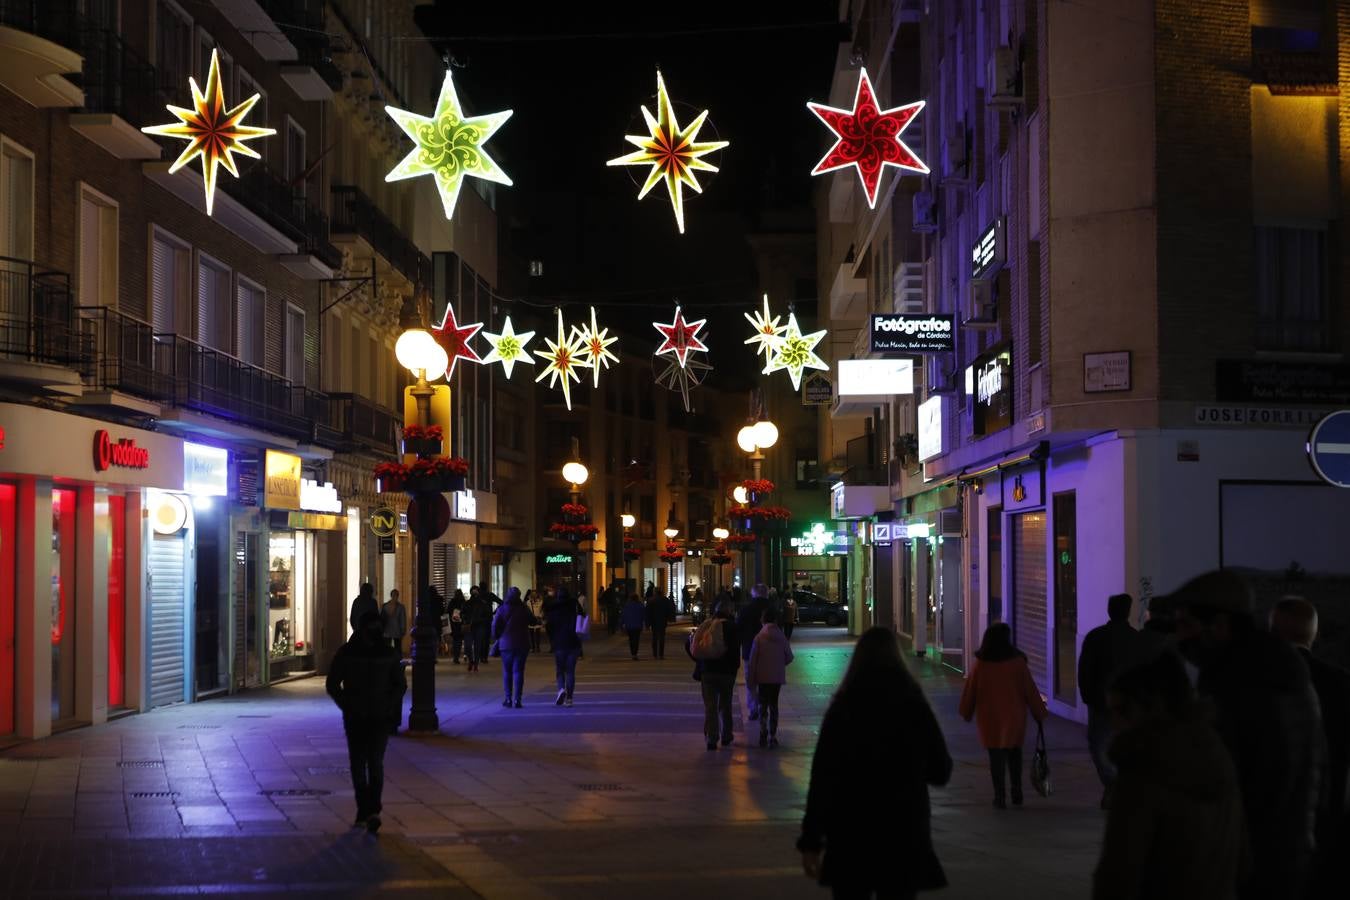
[93,430,150,471]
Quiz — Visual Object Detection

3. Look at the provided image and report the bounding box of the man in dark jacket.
[736,584,771,720]
[621,594,646,659]
[326,612,406,834]
[1171,569,1323,900]
[349,583,378,632]
[1271,595,1350,896]
[1078,592,1145,808]
[646,591,673,659]
[546,588,584,707]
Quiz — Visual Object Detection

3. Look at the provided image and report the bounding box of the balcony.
[75,306,167,413]
[331,185,429,289]
[211,0,298,61]
[324,393,398,455]
[265,0,341,100]
[0,0,83,107]
[69,29,160,159]
[830,262,867,322]
[0,257,88,393]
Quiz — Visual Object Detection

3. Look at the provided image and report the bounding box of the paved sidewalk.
[0,628,1104,898]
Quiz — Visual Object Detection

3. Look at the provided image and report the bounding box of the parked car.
[792,590,848,627]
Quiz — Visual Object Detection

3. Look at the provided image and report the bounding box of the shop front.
[0,403,186,739]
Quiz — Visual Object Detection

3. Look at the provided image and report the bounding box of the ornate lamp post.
[621,513,636,590]
[660,525,681,607]
[711,526,730,593]
[736,419,777,584]
[562,452,590,595]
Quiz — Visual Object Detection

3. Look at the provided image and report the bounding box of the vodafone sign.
[94,430,151,471]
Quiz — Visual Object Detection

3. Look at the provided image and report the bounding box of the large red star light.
[431,304,483,380]
[652,306,709,369]
[808,68,928,208]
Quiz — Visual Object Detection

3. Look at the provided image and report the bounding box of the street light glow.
[751,419,779,449]
[621,513,636,528]
[562,461,589,486]
[712,527,729,540]
[737,425,757,453]
[395,328,437,373]
[732,486,749,504]
[663,526,679,538]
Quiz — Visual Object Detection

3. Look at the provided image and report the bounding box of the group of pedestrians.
[617,586,676,659]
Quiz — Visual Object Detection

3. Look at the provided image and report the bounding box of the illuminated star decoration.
[763,313,828,390]
[572,306,619,388]
[535,309,592,410]
[385,70,513,220]
[743,293,785,360]
[654,355,711,413]
[141,49,275,216]
[653,306,709,369]
[430,304,483,380]
[480,316,535,378]
[607,71,729,233]
[807,67,928,208]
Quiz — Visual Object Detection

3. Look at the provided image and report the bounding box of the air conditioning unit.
[964,279,999,329]
[939,508,962,536]
[893,262,925,313]
[988,46,1022,107]
[912,191,937,233]
[946,122,967,170]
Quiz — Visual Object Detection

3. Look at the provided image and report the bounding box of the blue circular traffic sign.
[1308,411,1350,488]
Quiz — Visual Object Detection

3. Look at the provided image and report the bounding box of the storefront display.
[0,483,14,735]
[51,487,76,724]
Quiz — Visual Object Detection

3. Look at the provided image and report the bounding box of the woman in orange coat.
[959,622,1049,808]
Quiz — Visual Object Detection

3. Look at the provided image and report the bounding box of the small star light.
[743,294,785,360]
[572,306,619,388]
[655,355,711,413]
[535,309,592,410]
[653,306,709,369]
[430,304,484,380]
[607,70,729,233]
[385,70,513,220]
[764,313,828,390]
[808,67,928,208]
[481,316,535,378]
[141,49,275,215]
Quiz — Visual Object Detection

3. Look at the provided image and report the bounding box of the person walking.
[1270,595,1349,898]
[381,589,407,654]
[464,588,492,672]
[747,606,795,747]
[690,601,741,750]
[737,584,772,721]
[546,586,583,707]
[325,611,406,834]
[349,583,378,632]
[958,623,1049,808]
[1078,592,1145,808]
[447,589,466,663]
[491,587,532,708]
[526,589,546,653]
[621,593,646,659]
[1092,653,1246,900]
[798,627,952,897]
[783,593,798,640]
[647,589,671,659]
[605,584,622,635]
[1170,570,1322,899]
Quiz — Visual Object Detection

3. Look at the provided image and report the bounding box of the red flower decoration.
[402,424,444,442]
[561,502,589,517]
[740,478,775,495]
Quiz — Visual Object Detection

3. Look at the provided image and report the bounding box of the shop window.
[107,494,125,709]
[0,483,14,735]
[267,532,313,675]
[51,488,77,724]
[1255,225,1330,352]
[1052,492,1078,704]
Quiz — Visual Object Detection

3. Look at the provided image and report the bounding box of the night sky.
[414,3,843,383]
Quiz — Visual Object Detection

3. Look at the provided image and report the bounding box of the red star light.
[652,306,709,369]
[430,304,483,380]
[808,68,928,208]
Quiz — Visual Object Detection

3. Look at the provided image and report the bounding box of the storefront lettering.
[299,479,342,513]
[545,553,573,565]
[977,360,1003,405]
[93,430,150,471]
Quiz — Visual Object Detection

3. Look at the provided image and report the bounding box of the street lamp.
[621,513,636,592]
[736,417,777,585]
[712,526,730,593]
[563,448,589,596]
[661,524,679,608]
[397,325,451,734]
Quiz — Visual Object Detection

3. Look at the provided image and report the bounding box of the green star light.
[763,312,828,391]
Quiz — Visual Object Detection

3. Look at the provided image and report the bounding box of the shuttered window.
[235,278,264,366]
[0,142,33,260]
[1011,511,1048,686]
[195,256,230,350]
[151,232,189,334]
[79,192,117,308]
[285,304,304,384]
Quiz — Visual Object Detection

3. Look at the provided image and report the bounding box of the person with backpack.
[747,606,795,747]
[491,587,532,708]
[690,601,741,750]
[621,593,646,659]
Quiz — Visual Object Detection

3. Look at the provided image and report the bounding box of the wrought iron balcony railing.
[75,27,162,127]
[77,306,167,399]
[220,162,342,270]
[330,185,429,287]
[0,256,90,370]
[326,392,398,454]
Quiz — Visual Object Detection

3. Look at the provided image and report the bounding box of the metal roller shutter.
[1011,511,1048,686]
[148,532,186,708]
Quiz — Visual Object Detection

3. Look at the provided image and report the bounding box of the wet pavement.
[0,627,1103,898]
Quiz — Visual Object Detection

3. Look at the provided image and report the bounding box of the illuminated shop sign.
[545,553,573,565]
[918,395,944,461]
[870,314,956,353]
[452,490,477,521]
[971,345,1013,436]
[262,450,302,510]
[299,479,342,513]
[93,430,150,471]
[837,358,914,396]
[971,218,1006,280]
[184,443,228,496]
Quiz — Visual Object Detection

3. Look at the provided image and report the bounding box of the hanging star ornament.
[607,71,729,234]
[385,70,513,220]
[430,304,483,380]
[572,306,619,388]
[654,355,711,413]
[653,306,709,369]
[480,316,535,378]
[763,313,828,391]
[743,294,786,360]
[535,309,592,410]
[141,49,275,215]
[807,67,928,208]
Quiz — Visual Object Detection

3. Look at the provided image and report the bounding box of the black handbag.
[1031,722,1052,797]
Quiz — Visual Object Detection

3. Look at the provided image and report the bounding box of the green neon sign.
[545,554,573,565]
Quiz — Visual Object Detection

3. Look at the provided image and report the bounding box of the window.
[285,118,306,197]
[151,230,190,335]
[79,189,118,308]
[195,254,230,350]
[235,278,265,366]
[1254,225,1329,351]
[0,140,33,260]
[795,454,818,489]
[285,304,304,385]
[237,69,267,159]
[156,0,193,91]
[195,27,214,77]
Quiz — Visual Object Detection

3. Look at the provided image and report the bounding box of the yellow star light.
[141,49,275,215]
[763,313,828,391]
[481,316,536,378]
[385,70,513,220]
[743,294,785,360]
[572,306,620,388]
[607,70,729,234]
[535,309,592,410]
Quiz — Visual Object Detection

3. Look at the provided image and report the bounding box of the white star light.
[763,312,828,390]
[572,306,620,388]
[743,293,785,359]
[535,309,592,410]
[480,316,536,378]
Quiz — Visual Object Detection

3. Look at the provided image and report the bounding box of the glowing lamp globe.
[751,420,779,449]
[621,514,636,528]
[732,486,749,504]
[562,461,589,486]
[421,344,450,381]
[736,426,757,453]
[396,328,436,373]
[712,527,730,540]
[663,527,679,539]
